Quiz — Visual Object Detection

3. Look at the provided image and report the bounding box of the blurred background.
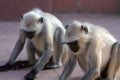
[0,1,120,80]
[0,0,120,21]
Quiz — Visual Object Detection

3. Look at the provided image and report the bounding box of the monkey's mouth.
[25,31,35,39]
[67,40,79,53]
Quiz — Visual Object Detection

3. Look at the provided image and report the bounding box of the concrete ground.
[0,14,120,80]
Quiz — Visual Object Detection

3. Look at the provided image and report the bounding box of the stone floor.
[0,13,120,80]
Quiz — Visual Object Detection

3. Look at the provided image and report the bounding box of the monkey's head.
[63,21,89,53]
[20,11,44,39]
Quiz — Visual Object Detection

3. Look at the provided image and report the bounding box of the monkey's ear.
[80,25,88,33]
[38,17,44,23]
[65,25,69,29]
[20,14,23,19]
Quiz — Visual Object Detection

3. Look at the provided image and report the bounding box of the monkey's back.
[85,22,117,70]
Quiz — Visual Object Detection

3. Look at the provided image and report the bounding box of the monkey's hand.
[0,63,12,72]
[25,69,37,80]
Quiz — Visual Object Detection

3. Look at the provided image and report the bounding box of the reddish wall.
[0,0,120,21]
[52,0,120,13]
[0,0,51,21]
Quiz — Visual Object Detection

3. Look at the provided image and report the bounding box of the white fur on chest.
[31,35,45,52]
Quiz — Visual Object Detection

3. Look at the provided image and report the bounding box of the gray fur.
[60,21,120,80]
[0,8,66,80]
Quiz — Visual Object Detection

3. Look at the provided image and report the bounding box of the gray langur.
[60,21,120,80]
[0,8,66,80]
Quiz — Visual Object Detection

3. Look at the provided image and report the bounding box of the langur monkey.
[60,21,120,80]
[0,8,66,80]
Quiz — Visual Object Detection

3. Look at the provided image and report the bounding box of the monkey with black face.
[0,8,66,80]
[60,21,120,80]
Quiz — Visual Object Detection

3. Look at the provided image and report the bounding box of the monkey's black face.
[67,40,79,53]
[24,31,35,39]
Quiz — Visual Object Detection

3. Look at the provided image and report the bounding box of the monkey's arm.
[0,30,26,71]
[81,43,101,80]
[25,44,53,80]
[8,30,26,64]
[59,53,78,80]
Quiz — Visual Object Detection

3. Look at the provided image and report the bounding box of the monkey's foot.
[0,64,12,72]
[11,60,31,70]
[25,69,37,80]
[45,61,62,69]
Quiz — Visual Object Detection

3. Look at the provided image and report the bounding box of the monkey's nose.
[67,41,79,53]
[25,31,35,39]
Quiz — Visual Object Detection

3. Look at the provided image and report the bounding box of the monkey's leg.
[25,47,53,80]
[0,30,26,71]
[10,40,36,70]
[45,27,64,69]
[106,42,120,80]
[59,54,77,80]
